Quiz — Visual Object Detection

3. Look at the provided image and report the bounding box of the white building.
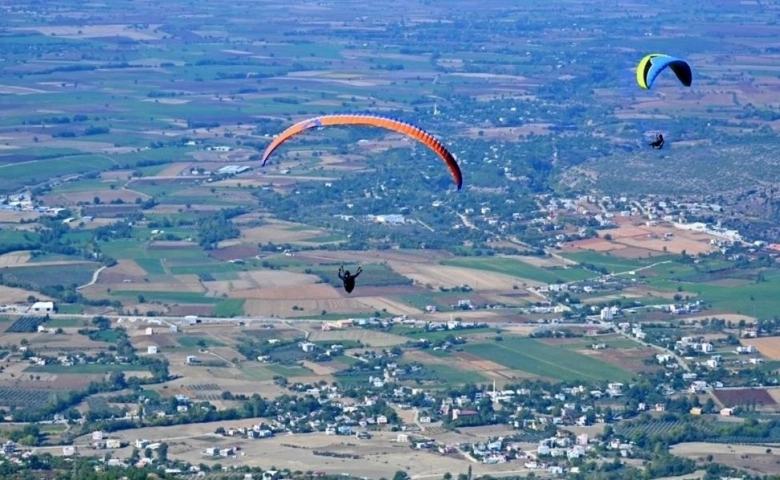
[29,301,54,313]
[147,346,158,355]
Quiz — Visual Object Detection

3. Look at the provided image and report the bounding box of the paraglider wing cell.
[260,114,463,190]
[636,53,692,90]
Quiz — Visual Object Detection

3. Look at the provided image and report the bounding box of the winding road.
[76,265,107,290]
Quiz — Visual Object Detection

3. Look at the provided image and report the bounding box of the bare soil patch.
[354,296,422,316]
[714,388,777,407]
[671,442,780,475]
[514,255,573,268]
[155,163,192,177]
[0,285,53,304]
[13,24,163,40]
[203,280,255,297]
[301,360,336,376]
[588,347,660,374]
[0,211,42,222]
[64,189,148,205]
[741,337,780,360]
[240,225,326,244]
[129,333,178,349]
[99,170,134,181]
[243,298,372,318]
[239,270,320,288]
[208,244,258,261]
[230,283,339,300]
[307,329,408,347]
[291,249,452,265]
[0,251,30,267]
[389,262,536,289]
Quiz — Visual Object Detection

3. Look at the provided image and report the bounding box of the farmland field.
[6,316,47,333]
[741,338,780,360]
[307,329,408,347]
[439,257,597,285]
[26,364,149,374]
[390,261,542,290]
[0,263,100,289]
[0,388,54,410]
[463,336,634,383]
[713,388,777,408]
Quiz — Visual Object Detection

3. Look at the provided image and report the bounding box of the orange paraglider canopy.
[261,114,463,190]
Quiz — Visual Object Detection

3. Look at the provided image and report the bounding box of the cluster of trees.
[197,207,246,249]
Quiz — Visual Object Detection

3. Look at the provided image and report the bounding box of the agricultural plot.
[26,364,149,374]
[440,256,597,285]
[306,263,413,289]
[0,388,53,410]
[416,363,488,385]
[239,222,336,246]
[307,329,408,347]
[713,388,777,408]
[620,420,780,446]
[243,298,373,318]
[566,220,719,257]
[187,383,221,391]
[559,251,659,273]
[0,285,50,305]
[45,317,85,328]
[0,251,30,267]
[463,337,633,382]
[390,262,532,290]
[353,296,423,316]
[393,326,495,342]
[745,337,780,360]
[0,263,99,289]
[6,316,47,333]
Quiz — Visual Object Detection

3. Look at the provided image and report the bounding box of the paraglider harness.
[338,265,362,294]
[649,134,665,149]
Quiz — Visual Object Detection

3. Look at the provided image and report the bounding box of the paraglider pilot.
[649,133,664,149]
[338,265,362,294]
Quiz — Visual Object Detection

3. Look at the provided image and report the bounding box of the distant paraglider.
[648,133,665,149]
[636,53,693,90]
[261,113,463,190]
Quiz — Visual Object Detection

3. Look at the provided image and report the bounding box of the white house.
[29,301,54,313]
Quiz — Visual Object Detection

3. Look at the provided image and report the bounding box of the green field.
[463,337,633,382]
[441,257,597,284]
[45,317,86,328]
[644,263,780,317]
[240,366,276,382]
[265,364,313,378]
[109,291,218,304]
[392,326,496,341]
[214,299,245,317]
[0,263,99,288]
[26,364,149,374]
[423,364,488,385]
[134,258,166,275]
[546,335,642,350]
